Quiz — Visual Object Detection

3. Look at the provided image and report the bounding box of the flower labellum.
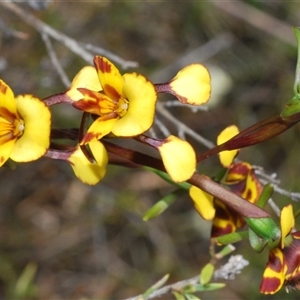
[0,79,51,166]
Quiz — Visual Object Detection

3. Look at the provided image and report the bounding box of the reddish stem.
[43,93,73,106]
[197,113,300,163]
[105,141,270,219]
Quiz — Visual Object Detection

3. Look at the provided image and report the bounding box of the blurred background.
[0,1,300,299]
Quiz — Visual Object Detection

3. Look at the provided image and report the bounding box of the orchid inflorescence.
[3,27,300,296]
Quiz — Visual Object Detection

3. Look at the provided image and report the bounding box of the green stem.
[293,27,300,96]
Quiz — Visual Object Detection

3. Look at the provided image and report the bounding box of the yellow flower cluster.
[0,55,212,185]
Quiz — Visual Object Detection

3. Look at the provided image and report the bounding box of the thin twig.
[151,32,234,82]
[0,1,136,68]
[163,100,208,112]
[0,15,28,39]
[41,32,70,88]
[156,102,215,149]
[126,275,200,300]
[0,1,93,63]
[212,1,295,46]
[153,117,171,137]
[82,42,138,69]
[255,168,300,202]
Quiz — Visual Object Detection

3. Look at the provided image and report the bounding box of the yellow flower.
[189,125,261,237]
[68,141,108,185]
[66,66,101,101]
[0,79,51,166]
[189,162,262,237]
[72,56,157,144]
[157,135,196,182]
[217,125,239,167]
[260,205,300,294]
[156,64,211,105]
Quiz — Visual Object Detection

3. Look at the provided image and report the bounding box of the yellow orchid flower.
[155,64,211,105]
[72,56,157,144]
[68,141,108,185]
[189,125,261,237]
[67,66,102,101]
[260,204,300,294]
[0,79,51,166]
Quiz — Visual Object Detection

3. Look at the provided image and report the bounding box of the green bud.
[245,217,280,241]
[281,96,300,118]
[143,190,181,221]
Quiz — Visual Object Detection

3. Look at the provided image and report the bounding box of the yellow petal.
[81,117,117,144]
[0,80,16,114]
[112,73,157,136]
[68,141,108,185]
[0,138,16,167]
[169,64,211,105]
[217,125,239,167]
[212,200,239,237]
[242,167,262,203]
[189,185,215,220]
[158,135,196,182]
[73,88,113,115]
[260,248,285,294]
[10,95,51,162]
[280,204,295,248]
[67,66,102,101]
[93,56,123,100]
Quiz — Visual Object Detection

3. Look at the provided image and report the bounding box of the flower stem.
[293,27,300,96]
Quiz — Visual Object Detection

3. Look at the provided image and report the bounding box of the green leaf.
[248,228,268,252]
[184,293,201,300]
[142,274,169,298]
[256,183,273,208]
[200,263,214,285]
[293,27,300,96]
[200,283,226,291]
[143,166,191,190]
[215,244,237,258]
[214,231,248,245]
[143,190,183,221]
[173,291,185,300]
[14,262,38,299]
[182,283,225,293]
[181,284,198,294]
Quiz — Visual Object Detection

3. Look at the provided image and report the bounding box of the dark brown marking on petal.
[283,239,300,275]
[94,56,111,74]
[211,223,235,238]
[246,189,253,200]
[0,132,14,145]
[0,107,16,123]
[80,131,101,145]
[73,88,107,115]
[214,200,231,220]
[260,276,282,294]
[104,84,121,102]
[269,251,284,272]
[0,81,7,95]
